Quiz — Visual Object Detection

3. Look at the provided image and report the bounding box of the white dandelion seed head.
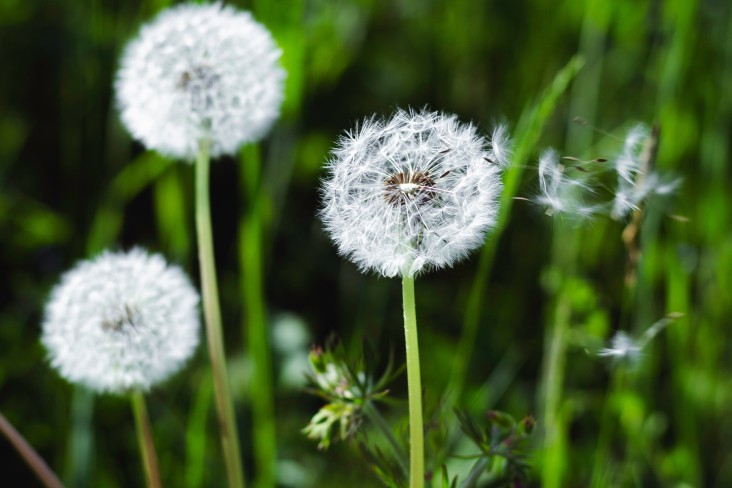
[42,248,200,394]
[115,3,286,160]
[320,108,505,278]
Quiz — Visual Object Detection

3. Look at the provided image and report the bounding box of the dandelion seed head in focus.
[42,249,200,393]
[320,108,505,277]
[116,3,285,159]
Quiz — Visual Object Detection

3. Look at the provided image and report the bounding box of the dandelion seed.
[597,313,681,365]
[489,124,513,168]
[320,108,506,277]
[611,124,681,220]
[597,332,642,362]
[533,149,600,220]
[115,3,285,159]
[42,249,200,393]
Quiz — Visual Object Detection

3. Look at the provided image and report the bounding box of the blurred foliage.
[0,0,730,487]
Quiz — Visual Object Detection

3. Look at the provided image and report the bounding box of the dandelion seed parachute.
[611,124,681,220]
[42,249,200,393]
[533,149,600,220]
[597,331,642,361]
[115,3,286,159]
[321,109,506,277]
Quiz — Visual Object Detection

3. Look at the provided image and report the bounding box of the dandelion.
[42,248,200,393]
[116,5,285,485]
[321,108,505,278]
[42,248,200,488]
[320,108,508,487]
[115,3,285,159]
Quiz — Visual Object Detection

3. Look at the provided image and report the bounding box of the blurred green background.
[1,0,730,486]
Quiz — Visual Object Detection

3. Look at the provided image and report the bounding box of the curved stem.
[0,411,64,488]
[196,138,246,488]
[402,275,424,488]
[131,392,162,488]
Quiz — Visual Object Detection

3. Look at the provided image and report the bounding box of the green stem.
[196,138,246,488]
[131,392,162,488]
[0,411,65,488]
[239,144,276,488]
[363,402,408,478]
[402,275,424,488]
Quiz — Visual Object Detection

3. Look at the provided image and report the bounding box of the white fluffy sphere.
[42,249,200,393]
[115,3,286,159]
[321,109,506,277]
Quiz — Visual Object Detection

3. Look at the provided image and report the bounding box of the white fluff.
[42,249,200,393]
[611,124,681,219]
[115,3,285,159]
[320,109,506,277]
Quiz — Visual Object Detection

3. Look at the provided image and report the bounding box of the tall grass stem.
[130,392,162,488]
[449,55,585,403]
[239,144,277,488]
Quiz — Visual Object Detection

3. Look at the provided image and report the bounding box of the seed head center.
[384,170,436,206]
[101,304,139,333]
[177,65,221,112]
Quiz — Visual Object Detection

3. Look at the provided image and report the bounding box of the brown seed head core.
[383,170,436,206]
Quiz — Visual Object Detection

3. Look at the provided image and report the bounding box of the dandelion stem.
[402,274,424,488]
[130,392,162,488]
[363,402,408,478]
[239,144,276,488]
[196,137,246,488]
[0,411,64,488]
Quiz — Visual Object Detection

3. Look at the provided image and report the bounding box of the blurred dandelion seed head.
[115,3,285,159]
[320,108,506,277]
[42,248,200,393]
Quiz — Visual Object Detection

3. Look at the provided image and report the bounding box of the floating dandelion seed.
[597,332,643,362]
[610,124,681,220]
[320,108,506,277]
[115,3,286,159]
[533,149,600,219]
[597,313,682,365]
[42,249,200,393]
